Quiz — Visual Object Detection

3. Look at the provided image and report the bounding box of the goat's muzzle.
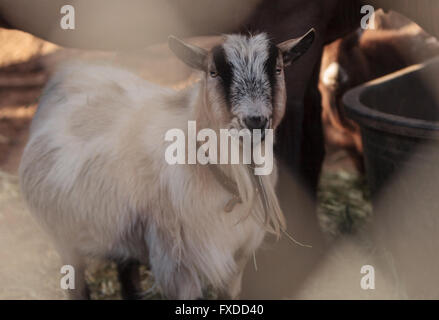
[244,116,269,140]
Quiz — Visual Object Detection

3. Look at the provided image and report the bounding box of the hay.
[318,170,372,237]
[86,263,162,300]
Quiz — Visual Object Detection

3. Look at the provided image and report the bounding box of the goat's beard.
[229,162,285,238]
[208,116,285,236]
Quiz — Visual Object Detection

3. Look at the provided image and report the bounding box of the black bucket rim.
[343,57,439,140]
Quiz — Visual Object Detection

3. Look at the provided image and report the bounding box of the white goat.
[19,30,315,299]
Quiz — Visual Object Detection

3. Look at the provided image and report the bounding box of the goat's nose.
[244,116,268,131]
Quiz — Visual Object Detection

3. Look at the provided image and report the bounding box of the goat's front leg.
[60,250,90,300]
[117,259,143,300]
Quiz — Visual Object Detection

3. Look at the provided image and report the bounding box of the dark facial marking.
[212,45,233,107]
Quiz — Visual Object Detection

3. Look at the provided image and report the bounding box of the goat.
[320,10,439,172]
[19,30,315,299]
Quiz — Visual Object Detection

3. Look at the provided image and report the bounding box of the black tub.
[344,57,439,197]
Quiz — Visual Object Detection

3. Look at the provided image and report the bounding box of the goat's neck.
[190,81,235,174]
[191,81,218,133]
[188,81,256,211]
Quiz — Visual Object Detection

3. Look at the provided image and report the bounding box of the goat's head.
[169,30,315,135]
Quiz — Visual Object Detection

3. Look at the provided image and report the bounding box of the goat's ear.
[277,28,316,67]
[168,35,208,71]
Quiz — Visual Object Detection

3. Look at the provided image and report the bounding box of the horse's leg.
[299,58,325,196]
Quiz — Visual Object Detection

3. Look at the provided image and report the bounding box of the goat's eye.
[276,67,282,75]
[210,70,218,78]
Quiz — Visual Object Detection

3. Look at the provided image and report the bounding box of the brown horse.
[320,10,439,172]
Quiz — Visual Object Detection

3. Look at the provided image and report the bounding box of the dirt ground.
[0,28,371,299]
